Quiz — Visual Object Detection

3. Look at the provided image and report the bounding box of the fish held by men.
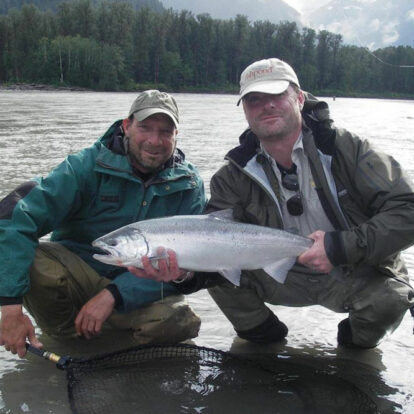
[92,210,313,286]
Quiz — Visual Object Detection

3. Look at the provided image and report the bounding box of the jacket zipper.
[226,157,285,228]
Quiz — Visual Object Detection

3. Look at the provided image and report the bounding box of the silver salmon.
[92,211,313,285]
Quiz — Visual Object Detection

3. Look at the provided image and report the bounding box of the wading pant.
[208,266,414,348]
[23,242,201,344]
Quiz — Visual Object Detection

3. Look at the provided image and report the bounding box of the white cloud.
[324,19,355,40]
[282,0,301,10]
[407,9,414,21]
[283,0,331,13]
[369,19,380,31]
[355,0,377,3]
[344,5,363,11]
[381,20,400,45]
[382,32,399,44]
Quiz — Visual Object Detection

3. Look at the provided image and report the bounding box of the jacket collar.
[225,129,260,168]
[226,118,336,169]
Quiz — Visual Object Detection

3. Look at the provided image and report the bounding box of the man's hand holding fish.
[127,247,193,284]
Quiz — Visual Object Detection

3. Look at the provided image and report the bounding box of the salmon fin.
[263,257,296,284]
[207,209,234,221]
[218,268,241,286]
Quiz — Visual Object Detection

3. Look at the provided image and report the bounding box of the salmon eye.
[107,239,118,247]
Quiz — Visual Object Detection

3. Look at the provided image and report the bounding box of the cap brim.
[237,80,290,105]
[133,108,179,128]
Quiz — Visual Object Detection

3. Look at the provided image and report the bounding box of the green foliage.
[0,1,413,96]
[30,33,125,90]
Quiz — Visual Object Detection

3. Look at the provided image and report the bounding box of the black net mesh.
[65,343,379,414]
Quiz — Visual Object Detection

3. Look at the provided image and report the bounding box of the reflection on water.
[0,342,396,414]
[0,91,413,413]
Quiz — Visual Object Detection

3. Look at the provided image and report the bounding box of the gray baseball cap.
[238,58,300,105]
[128,90,179,128]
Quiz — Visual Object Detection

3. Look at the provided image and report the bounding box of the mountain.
[160,0,413,49]
[160,0,300,24]
[3,0,412,49]
[0,0,164,14]
[303,0,414,49]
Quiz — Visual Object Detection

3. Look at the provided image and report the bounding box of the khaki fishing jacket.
[176,97,414,297]
[206,104,414,281]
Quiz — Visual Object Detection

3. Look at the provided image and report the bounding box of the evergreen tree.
[0,3,412,96]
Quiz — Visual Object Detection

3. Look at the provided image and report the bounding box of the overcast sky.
[283,0,332,13]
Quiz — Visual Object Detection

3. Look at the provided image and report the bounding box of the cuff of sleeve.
[105,284,124,310]
[0,297,23,306]
[173,273,199,293]
[324,231,347,266]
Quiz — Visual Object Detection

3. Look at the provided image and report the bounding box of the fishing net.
[64,343,379,414]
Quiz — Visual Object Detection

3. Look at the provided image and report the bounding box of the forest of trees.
[0,0,413,97]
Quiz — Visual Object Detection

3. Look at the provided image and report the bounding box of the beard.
[250,110,302,142]
[128,141,175,173]
[245,92,303,142]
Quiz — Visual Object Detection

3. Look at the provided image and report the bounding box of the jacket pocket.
[337,189,370,227]
[100,194,120,203]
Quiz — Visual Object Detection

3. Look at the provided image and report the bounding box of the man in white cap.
[157,58,414,349]
[0,90,206,358]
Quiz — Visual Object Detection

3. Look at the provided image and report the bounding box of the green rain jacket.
[0,121,206,312]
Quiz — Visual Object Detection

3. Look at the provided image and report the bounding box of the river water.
[0,91,413,413]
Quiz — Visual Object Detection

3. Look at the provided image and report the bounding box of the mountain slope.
[0,0,164,14]
[160,0,300,23]
[304,0,414,49]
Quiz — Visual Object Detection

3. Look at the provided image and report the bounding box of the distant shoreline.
[0,83,238,95]
[1,83,414,100]
[0,83,92,92]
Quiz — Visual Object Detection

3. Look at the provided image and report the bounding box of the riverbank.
[1,82,414,100]
[0,83,92,92]
[0,82,237,94]
[316,89,414,101]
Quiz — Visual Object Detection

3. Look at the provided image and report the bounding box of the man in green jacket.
[144,58,414,349]
[0,90,206,358]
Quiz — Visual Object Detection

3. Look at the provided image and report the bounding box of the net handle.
[25,343,71,369]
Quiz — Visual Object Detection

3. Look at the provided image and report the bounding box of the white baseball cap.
[238,58,300,105]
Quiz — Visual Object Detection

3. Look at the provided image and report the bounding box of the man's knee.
[25,244,76,332]
[29,243,69,289]
[365,276,413,321]
[24,242,104,336]
[109,296,201,344]
[343,276,414,347]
